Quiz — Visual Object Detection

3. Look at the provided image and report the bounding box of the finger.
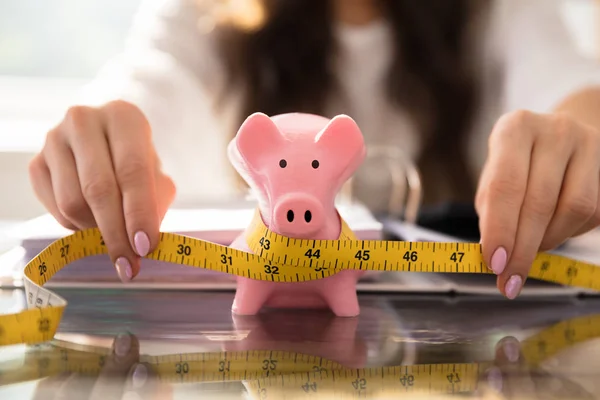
[102,101,160,258]
[49,372,98,400]
[120,362,174,400]
[492,337,593,399]
[49,334,139,400]
[497,130,572,299]
[572,184,600,237]
[43,127,96,230]
[494,336,522,365]
[477,112,533,280]
[88,332,141,400]
[149,145,176,224]
[489,336,538,397]
[540,136,600,250]
[28,153,78,231]
[63,105,140,282]
[31,372,73,400]
[155,173,177,223]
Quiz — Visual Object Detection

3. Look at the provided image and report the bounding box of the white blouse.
[78,0,600,213]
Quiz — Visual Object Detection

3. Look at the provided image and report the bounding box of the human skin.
[27,1,600,299]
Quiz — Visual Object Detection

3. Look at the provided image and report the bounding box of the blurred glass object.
[338,146,422,223]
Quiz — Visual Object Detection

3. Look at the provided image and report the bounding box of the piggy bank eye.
[279,159,287,168]
[311,160,319,169]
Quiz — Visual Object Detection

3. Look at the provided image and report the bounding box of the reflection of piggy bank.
[227,112,367,317]
[223,311,368,369]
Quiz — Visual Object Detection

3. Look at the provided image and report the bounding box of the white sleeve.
[79,0,224,104]
[488,0,600,113]
[76,0,226,153]
[76,0,239,202]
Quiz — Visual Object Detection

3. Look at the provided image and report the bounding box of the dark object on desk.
[381,201,571,249]
[416,202,480,241]
[376,201,480,242]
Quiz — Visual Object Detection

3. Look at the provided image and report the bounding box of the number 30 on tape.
[2,209,600,346]
[3,313,600,397]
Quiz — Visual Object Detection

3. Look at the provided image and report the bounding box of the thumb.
[155,172,176,226]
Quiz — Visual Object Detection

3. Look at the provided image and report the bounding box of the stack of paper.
[5,200,387,289]
[4,199,599,297]
[380,218,600,297]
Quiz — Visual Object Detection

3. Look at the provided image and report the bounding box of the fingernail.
[490,247,507,275]
[134,231,150,257]
[116,257,133,281]
[502,337,520,362]
[486,367,503,393]
[132,363,148,389]
[114,333,132,357]
[505,275,523,300]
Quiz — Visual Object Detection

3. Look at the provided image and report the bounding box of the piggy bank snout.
[272,193,325,237]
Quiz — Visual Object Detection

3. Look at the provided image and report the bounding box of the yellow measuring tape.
[2,313,599,397]
[2,208,600,347]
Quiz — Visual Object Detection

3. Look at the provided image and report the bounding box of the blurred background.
[0,0,599,222]
[0,0,143,221]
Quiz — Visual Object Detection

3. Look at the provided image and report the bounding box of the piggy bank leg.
[227,234,363,316]
[232,278,274,315]
[228,233,274,315]
[319,271,362,317]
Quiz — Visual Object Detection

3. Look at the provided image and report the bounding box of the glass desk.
[1,289,600,399]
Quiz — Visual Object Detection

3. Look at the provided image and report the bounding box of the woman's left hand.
[476,110,600,299]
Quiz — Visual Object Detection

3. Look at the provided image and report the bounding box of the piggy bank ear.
[315,115,366,168]
[235,112,284,171]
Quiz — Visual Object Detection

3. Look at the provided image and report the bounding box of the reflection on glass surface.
[1,290,600,399]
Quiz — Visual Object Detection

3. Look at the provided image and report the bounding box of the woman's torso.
[86,0,589,214]
[149,11,497,213]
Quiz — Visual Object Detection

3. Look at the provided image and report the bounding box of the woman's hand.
[30,333,171,400]
[482,336,592,399]
[476,110,600,299]
[28,100,176,282]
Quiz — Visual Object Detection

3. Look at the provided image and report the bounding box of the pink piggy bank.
[227,112,368,317]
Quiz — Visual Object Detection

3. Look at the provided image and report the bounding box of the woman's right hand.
[28,100,176,282]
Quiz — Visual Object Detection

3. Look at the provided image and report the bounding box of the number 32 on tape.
[2,208,600,346]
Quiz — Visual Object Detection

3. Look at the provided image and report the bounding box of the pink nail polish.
[132,364,148,389]
[134,231,150,257]
[505,275,522,299]
[502,338,520,362]
[486,367,503,393]
[115,257,132,281]
[114,333,132,357]
[490,247,507,275]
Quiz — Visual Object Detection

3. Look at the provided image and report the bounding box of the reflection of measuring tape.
[2,314,599,397]
[2,208,600,346]
[4,343,481,395]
